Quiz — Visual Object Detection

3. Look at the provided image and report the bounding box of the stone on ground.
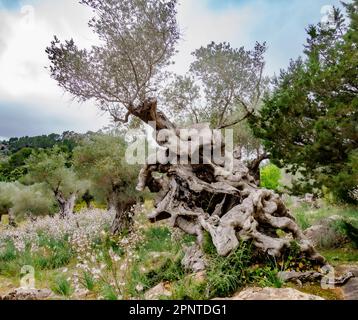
[1,288,53,300]
[216,287,324,300]
[335,265,358,300]
[144,282,172,300]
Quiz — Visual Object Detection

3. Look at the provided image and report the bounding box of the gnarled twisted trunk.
[55,192,76,219]
[129,98,326,270]
[110,198,137,235]
[8,208,17,227]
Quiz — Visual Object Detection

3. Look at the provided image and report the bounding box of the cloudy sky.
[0,0,342,139]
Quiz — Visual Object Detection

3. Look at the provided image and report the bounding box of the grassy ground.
[0,199,357,300]
[289,202,358,231]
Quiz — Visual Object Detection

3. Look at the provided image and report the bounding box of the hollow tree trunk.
[127,98,326,271]
[110,198,137,235]
[55,192,76,219]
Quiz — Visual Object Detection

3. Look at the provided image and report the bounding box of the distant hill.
[0,131,98,155]
[0,131,97,182]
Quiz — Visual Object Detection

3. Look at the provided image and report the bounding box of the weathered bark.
[182,244,207,272]
[128,98,326,270]
[247,152,269,185]
[107,193,117,213]
[8,209,17,227]
[55,192,76,219]
[110,198,137,235]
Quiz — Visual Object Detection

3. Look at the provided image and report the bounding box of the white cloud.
[172,0,258,74]
[0,0,110,138]
[0,0,342,138]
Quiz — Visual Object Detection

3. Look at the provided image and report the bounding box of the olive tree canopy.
[46,0,180,124]
[25,148,88,218]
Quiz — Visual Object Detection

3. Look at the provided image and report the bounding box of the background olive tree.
[25,147,88,218]
[73,134,140,234]
[0,182,54,225]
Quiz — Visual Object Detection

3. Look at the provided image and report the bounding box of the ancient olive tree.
[0,182,53,225]
[25,148,88,218]
[47,0,325,270]
[73,134,139,234]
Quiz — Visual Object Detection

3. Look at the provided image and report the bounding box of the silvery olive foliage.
[0,182,54,219]
[73,134,139,206]
[46,0,180,123]
[162,42,269,128]
[25,149,88,200]
[25,148,89,217]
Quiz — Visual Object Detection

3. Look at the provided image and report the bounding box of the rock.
[341,278,358,300]
[278,271,323,283]
[335,264,358,300]
[216,287,325,300]
[1,288,53,300]
[182,244,207,273]
[192,271,206,284]
[335,265,358,278]
[278,269,355,287]
[74,288,91,299]
[144,282,171,300]
[304,193,315,203]
[304,216,347,248]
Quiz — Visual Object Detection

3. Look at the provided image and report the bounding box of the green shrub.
[0,240,17,262]
[93,233,124,268]
[332,220,358,249]
[248,266,283,288]
[127,227,185,297]
[35,234,74,269]
[202,231,216,255]
[171,278,206,300]
[260,164,282,191]
[143,256,184,288]
[0,235,74,278]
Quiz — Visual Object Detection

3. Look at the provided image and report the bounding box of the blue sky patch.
[0,0,22,10]
[0,0,37,11]
[207,0,241,10]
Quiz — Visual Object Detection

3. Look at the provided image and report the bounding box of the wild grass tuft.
[80,271,96,291]
[51,276,73,297]
[101,284,119,300]
[205,242,251,298]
